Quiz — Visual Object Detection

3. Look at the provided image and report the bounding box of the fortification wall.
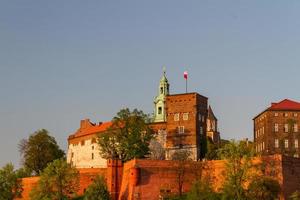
[17,155,300,200]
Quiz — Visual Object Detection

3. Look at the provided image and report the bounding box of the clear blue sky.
[1,1,300,167]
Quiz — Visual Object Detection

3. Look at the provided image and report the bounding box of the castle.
[17,71,300,200]
[67,70,220,167]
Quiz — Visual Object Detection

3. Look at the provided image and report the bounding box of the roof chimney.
[80,119,90,129]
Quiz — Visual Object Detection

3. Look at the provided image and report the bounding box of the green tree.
[15,167,32,178]
[172,150,191,197]
[218,140,253,200]
[0,163,23,200]
[205,138,219,160]
[98,108,153,162]
[290,191,300,200]
[30,159,79,200]
[19,129,65,175]
[83,175,110,200]
[247,176,280,200]
[186,180,220,200]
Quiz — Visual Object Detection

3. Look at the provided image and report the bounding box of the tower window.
[91,153,94,160]
[275,139,279,148]
[158,107,162,114]
[178,126,185,134]
[183,113,189,120]
[174,113,179,121]
[160,87,163,94]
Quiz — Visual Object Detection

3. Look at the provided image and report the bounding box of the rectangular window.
[274,124,279,132]
[275,139,279,148]
[294,154,299,158]
[91,153,94,160]
[262,127,264,135]
[71,152,74,158]
[262,142,265,150]
[284,124,289,133]
[294,113,298,117]
[274,113,279,117]
[174,113,179,121]
[183,113,189,121]
[198,113,202,121]
[285,139,289,148]
[284,113,288,117]
[178,126,184,134]
[202,116,205,122]
[294,124,298,132]
[81,140,85,146]
[295,139,298,148]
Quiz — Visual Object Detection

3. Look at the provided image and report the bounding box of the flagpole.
[186,78,187,93]
[184,71,188,93]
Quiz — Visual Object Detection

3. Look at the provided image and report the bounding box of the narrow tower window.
[158,107,162,114]
[160,87,163,94]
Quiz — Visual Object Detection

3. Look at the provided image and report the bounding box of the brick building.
[254,99,300,157]
[207,105,220,145]
[164,93,208,160]
[67,70,221,167]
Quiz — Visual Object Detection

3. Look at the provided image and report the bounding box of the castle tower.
[153,69,169,122]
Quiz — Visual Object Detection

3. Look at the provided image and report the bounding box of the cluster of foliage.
[30,159,79,200]
[167,140,281,200]
[83,175,110,200]
[19,129,65,175]
[218,140,254,199]
[171,150,192,197]
[0,163,23,200]
[218,140,280,200]
[98,108,153,162]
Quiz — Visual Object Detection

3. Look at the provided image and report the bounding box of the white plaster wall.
[67,139,107,168]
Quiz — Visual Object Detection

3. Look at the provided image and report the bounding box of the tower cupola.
[153,68,169,122]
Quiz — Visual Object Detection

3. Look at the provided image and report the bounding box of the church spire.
[153,68,169,122]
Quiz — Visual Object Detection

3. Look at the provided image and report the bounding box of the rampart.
[16,155,300,200]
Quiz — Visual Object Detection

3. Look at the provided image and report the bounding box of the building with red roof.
[254,99,300,157]
[67,119,112,168]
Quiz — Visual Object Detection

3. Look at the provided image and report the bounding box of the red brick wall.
[17,155,300,200]
[17,168,106,200]
[282,155,300,199]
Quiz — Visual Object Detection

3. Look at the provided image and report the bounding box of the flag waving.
[184,71,188,80]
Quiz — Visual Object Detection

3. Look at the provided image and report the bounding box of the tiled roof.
[268,99,300,111]
[69,121,112,139]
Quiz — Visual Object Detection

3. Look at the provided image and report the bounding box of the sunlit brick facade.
[254,99,300,157]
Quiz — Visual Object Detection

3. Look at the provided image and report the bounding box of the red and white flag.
[184,71,188,80]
